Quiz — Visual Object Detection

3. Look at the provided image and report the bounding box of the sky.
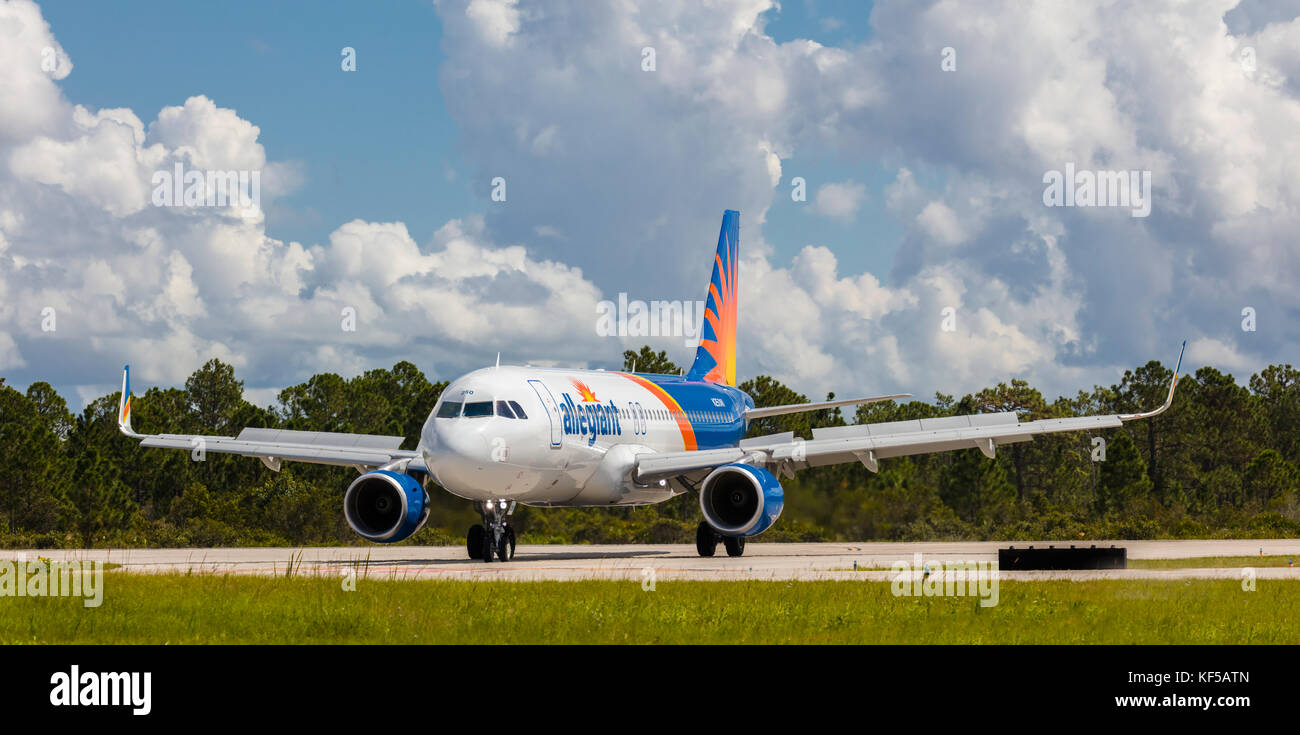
[1,0,1298,412]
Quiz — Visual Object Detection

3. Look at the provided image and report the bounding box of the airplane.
[116,209,1185,562]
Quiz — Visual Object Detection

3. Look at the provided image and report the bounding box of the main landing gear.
[467,499,516,562]
[696,521,745,558]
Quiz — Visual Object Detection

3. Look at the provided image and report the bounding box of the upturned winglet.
[1119,340,1185,422]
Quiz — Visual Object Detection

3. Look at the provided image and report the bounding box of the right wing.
[637,341,1185,483]
[116,365,423,474]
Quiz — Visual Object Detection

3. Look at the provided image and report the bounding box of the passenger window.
[463,401,493,418]
[436,401,462,418]
[495,400,515,418]
[508,400,528,419]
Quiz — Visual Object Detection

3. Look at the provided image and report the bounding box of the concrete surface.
[8,539,1300,581]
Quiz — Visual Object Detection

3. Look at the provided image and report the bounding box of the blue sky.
[42,0,900,276]
[43,0,476,248]
[44,0,1287,280]
[3,0,1298,411]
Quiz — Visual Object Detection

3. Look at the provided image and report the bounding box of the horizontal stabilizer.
[745,393,911,420]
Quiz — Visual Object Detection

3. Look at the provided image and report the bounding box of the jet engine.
[698,463,784,537]
[343,470,430,543]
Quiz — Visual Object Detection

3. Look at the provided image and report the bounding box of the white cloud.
[0,0,71,141]
[915,200,965,245]
[4,0,1300,411]
[463,0,520,47]
[811,180,867,222]
[1187,337,1254,375]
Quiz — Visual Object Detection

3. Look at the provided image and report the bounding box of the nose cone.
[423,416,520,496]
[425,418,483,488]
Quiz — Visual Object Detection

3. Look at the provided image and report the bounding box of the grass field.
[3,573,1299,644]
[1127,555,1297,569]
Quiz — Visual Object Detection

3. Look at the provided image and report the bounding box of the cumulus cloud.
[915,201,965,245]
[811,180,867,222]
[4,0,1300,412]
[0,0,71,141]
[462,0,520,47]
[0,1,616,403]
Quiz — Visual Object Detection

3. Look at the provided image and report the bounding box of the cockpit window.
[462,401,494,418]
[508,400,527,419]
[495,400,515,418]
[436,401,462,418]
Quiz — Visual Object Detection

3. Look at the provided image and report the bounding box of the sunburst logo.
[570,379,598,402]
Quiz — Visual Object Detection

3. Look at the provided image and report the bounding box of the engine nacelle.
[698,464,784,537]
[343,470,430,543]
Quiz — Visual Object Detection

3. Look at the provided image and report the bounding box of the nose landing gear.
[467,499,517,562]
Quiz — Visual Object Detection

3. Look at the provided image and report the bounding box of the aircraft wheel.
[696,521,719,557]
[496,526,516,561]
[467,524,485,559]
[724,536,746,557]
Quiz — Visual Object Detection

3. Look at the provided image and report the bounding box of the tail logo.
[687,209,740,386]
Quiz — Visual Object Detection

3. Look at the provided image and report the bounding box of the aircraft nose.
[427,419,481,472]
[425,419,519,492]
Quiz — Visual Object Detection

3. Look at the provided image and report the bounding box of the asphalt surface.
[10,539,1300,581]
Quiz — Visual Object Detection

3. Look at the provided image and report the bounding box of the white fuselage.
[418,365,750,507]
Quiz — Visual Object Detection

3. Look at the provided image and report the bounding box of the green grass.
[3,574,1299,644]
[1128,555,1297,569]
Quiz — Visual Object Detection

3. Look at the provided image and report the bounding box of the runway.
[11,539,1300,581]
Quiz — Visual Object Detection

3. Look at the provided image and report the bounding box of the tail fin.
[118,364,140,437]
[687,209,739,385]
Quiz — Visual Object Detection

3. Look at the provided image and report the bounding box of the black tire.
[724,536,746,557]
[496,526,516,561]
[481,530,495,563]
[696,521,718,557]
[467,524,485,559]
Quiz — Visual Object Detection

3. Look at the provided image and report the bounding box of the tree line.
[1,345,1298,548]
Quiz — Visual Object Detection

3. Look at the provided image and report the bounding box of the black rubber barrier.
[998,544,1127,570]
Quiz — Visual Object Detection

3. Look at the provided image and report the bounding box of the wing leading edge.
[116,366,422,473]
[636,341,1186,483]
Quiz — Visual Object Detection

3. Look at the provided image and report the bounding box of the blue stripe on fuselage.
[635,373,753,449]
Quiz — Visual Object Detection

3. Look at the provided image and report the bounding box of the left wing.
[116,365,424,474]
[637,341,1185,483]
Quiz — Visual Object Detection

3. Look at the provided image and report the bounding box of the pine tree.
[1095,431,1152,516]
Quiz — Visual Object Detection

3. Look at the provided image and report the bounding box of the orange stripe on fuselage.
[616,372,697,451]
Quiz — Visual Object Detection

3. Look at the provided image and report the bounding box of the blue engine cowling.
[698,464,784,537]
[343,470,430,543]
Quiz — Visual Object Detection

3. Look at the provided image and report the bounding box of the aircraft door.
[528,379,563,449]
